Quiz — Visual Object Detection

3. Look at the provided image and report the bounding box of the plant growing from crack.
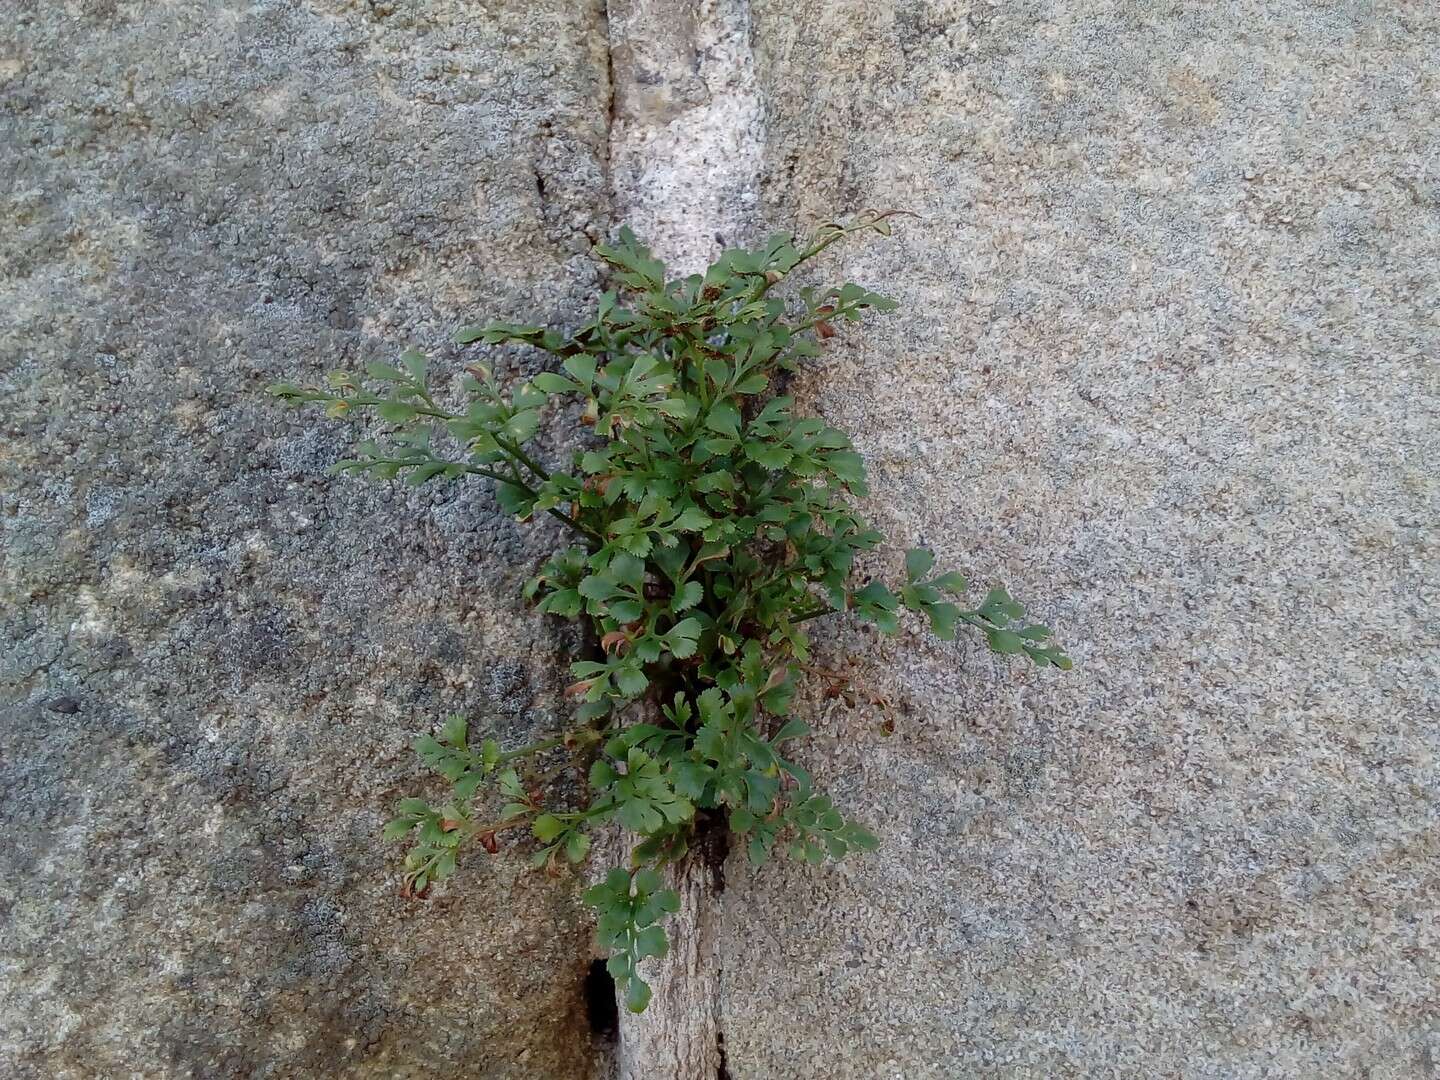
[269,212,1071,1012]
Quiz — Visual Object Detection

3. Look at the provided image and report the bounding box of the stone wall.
[2,2,610,1076]
[3,1,1437,1077]
[718,3,1439,1076]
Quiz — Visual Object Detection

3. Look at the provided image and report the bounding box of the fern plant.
[269,212,1070,1012]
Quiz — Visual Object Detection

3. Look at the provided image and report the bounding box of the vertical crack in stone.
[600,0,619,205]
[598,5,763,1075]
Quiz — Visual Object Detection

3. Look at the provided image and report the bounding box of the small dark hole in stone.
[584,959,618,1040]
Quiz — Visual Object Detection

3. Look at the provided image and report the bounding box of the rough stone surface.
[1,2,611,1077]
[719,1,1440,1077]
[5,1,1440,1078]
[609,0,764,276]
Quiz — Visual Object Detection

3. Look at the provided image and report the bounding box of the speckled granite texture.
[3,1,1438,1077]
[2,2,610,1077]
[716,2,1439,1077]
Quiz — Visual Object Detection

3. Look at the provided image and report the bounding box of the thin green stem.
[495,434,551,482]
[551,509,603,546]
[790,605,837,625]
[497,735,567,764]
[470,461,599,545]
[469,814,536,835]
[758,211,915,298]
[463,464,523,485]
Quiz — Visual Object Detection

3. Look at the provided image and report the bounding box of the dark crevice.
[600,0,618,205]
[712,813,730,1077]
[707,809,730,894]
[584,958,619,1041]
[687,806,730,893]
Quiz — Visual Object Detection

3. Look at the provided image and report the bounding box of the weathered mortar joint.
[2,2,617,1074]
[614,841,725,1080]
[598,2,762,1076]
[605,0,764,273]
